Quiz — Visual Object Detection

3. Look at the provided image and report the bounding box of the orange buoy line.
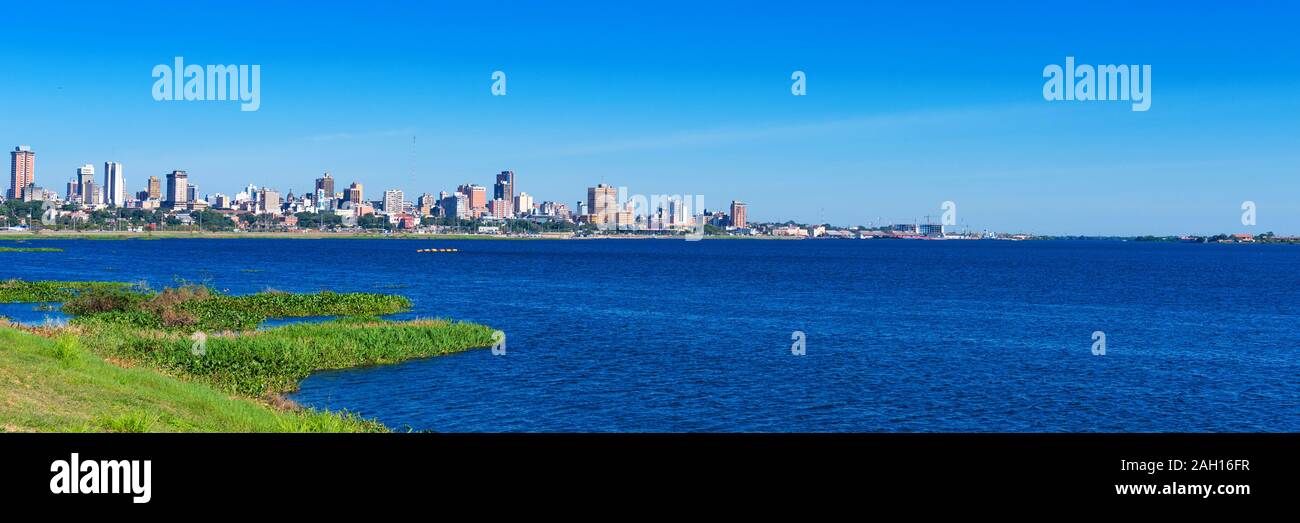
[416,248,459,253]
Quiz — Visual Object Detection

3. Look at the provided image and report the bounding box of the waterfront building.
[9,146,35,199]
[383,189,404,214]
[457,184,487,212]
[165,170,189,208]
[730,201,747,229]
[104,162,126,206]
[488,198,510,219]
[494,170,515,216]
[514,191,533,217]
[75,164,94,200]
[587,184,617,224]
[147,176,161,200]
[258,188,281,214]
[344,182,363,203]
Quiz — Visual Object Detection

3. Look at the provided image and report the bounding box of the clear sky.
[2,1,1297,235]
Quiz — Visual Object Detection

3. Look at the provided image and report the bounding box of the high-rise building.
[730,201,747,228]
[315,172,335,196]
[416,193,435,216]
[514,192,533,216]
[441,192,470,220]
[383,189,404,214]
[456,184,487,211]
[259,188,281,214]
[343,182,363,203]
[147,176,161,200]
[587,184,617,223]
[75,164,95,201]
[104,162,126,206]
[187,185,199,203]
[494,170,515,214]
[165,170,189,207]
[488,198,510,219]
[9,146,35,199]
[84,181,100,205]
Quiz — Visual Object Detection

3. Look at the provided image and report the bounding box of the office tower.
[494,170,514,214]
[165,170,189,207]
[259,188,281,214]
[730,201,747,228]
[514,192,533,216]
[9,146,35,199]
[383,189,404,214]
[84,181,100,205]
[315,172,334,196]
[443,192,469,219]
[488,198,510,219]
[105,162,125,206]
[74,164,95,200]
[66,181,78,201]
[587,184,617,222]
[457,184,487,211]
[344,182,363,203]
[417,193,435,216]
[147,176,161,200]
[187,185,199,203]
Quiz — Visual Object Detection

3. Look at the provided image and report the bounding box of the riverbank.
[0,280,495,432]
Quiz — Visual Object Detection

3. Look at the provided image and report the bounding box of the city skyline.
[2,3,1299,234]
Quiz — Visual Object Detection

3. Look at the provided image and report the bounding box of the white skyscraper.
[104,162,125,206]
[383,189,404,214]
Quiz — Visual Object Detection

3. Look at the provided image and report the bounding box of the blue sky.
[2,0,1297,235]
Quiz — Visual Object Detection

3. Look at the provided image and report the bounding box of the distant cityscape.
[3,143,1289,242]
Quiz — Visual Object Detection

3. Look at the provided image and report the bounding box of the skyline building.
[344,182,363,203]
[105,161,126,206]
[587,183,617,223]
[9,146,35,199]
[383,189,404,214]
[147,176,161,200]
[494,170,514,215]
[165,170,189,208]
[76,164,94,201]
[730,201,747,229]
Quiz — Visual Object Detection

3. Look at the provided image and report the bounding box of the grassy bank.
[0,280,495,432]
[0,327,384,432]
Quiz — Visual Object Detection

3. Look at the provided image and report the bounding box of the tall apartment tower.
[383,189,404,214]
[587,183,617,222]
[314,171,335,204]
[76,164,95,200]
[730,201,747,228]
[343,182,363,203]
[165,170,189,207]
[494,170,515,215]
[9,146,35,199]
[104,162,126,206]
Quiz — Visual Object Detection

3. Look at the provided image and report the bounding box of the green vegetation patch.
[0,327,385,432]
[0,247,64,252]
[0,280,131,303]
[76,317,495,397]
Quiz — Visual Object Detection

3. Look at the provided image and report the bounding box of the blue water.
[3,238,1297,432]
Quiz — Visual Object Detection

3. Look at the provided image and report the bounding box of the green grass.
[0,280,495,432]
[0,247,64,252]
[75,316,494,397]
[0,327,386,432]
[0,279,131,303]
